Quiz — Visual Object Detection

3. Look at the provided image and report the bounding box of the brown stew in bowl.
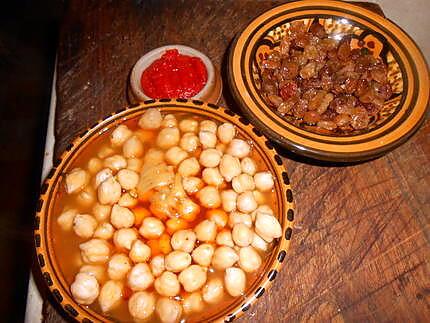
[259,21,392,134]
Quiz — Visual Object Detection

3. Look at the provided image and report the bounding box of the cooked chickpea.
[170,230,196,253]
[111,204,135,229]
[156,297,183,323]
[254,171,275,192]
[216,229,234,247]
[76,185,96,207]
[94,222,114,240]
[128,263,154,291]
[180,132,200,152]
[128,291,156,320]
[255,212,282,242]
[57,209,77,231]
[200,120,218,133]
[191,243,214,267]
[178,265,207,292]
[154,271,180,297]
[182,292,204,314]
[239,246,262,273]
[129,240,151,263]
[79,264,106,282]
[150,255,165,277]
[179,119,199,133]
[182,176,203,195]
[123,135,144,158]
[232,223,254,247]
[211,246,238,270]
[104,154,127,171]
[224,267,246,297]
[232,174,255,193]
[118,192,138,208]
[161,114,178,128]
[157,127,180,149]
[199,148,222,168]
[219,154,241,182]
[98,177,122,205]
[113,228,138,250]
[178,157,200,177]
[87,157,103,174]
[220,189,237,212]
[194,220,217,242]
[107,253,132,280]
[251,204,274,221]
[228,211,252,228]
[117,169,139,190]
[206,209,228,228]
[199,130,217,148]
[202,278,224,304]
[70,272,99,305]
[237,191,258,213]
[197,186,221,209]
[143,148,165,165]
[95,168,113,188]
[165,251,192,273]
[99,280,123,312]
[251,232,269,252]
[165,146,188,165]
[241,157,257,175]
[227,139,251,158]
[111,124,133,147]
[97,145,115,159]
[139,217,165,239]
[73,214,97,239]
[79,239,111,264]
[217,122,235,144]
[92,203,111,222]
[127,157,143,172]
[65,168,89,194]
[138,109,162,129]
[202,167,224,186]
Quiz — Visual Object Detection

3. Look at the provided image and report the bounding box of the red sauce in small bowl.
[140,49,208,99]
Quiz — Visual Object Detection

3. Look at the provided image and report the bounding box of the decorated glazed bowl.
[228,0,429,162]
[34,99,294,322]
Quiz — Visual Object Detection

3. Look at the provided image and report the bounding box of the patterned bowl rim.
[34,99,295,323]
[228,0,429,162]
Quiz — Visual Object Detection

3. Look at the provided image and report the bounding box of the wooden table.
[42,0,430,321]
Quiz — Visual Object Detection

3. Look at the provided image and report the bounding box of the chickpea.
[111,204,135,229]
[211,246,238,270]
[98,177,122,205]
[171,230,196,253]
[156,297,183,323]
[217,122,235,144]
[128,263,154,291]
[129,240,151,263]
[65,168,89,194]
[143,148,165,165]
[97,145,115,159]
[154,271,180,297]
[70,272,99,305]
[157,127,180,149]
[94,222,114,240]
[57,209,77,231]
[110,124,132,147]
[255,212,282,242]
[139,217,165,239]
[178,157,200,177]
[219,154,241,182]
[180,132,200,153]
[179,118,199,133]
[241,157,257,175]
[138,109,162,129]
[182,176,204,195]
[165,251,192,273]
[117,169,139,190]
[206,209,228,228]
[113,228,138,250]
[107,253,132,280]
[182,292,204,314]
[194,220,217,242]
[150,255,165,277]
[224,267,246,297]
[254,171,275,192]
[87,157,103,174]
[227,139,251,159]
[228,211,252,228]
[216,229,235,247]
[161,114,178,128]
[76,185,96,207]
[178,265,207,292]
[79,264,106,283]
[202,278,224,304]
[238,246,262,273]
[237,191,258,213]
[197,186,221,209]
[127,157,143,173]
[92,203,111,222]
[123,135,144,158]
[200,120,218,133]
[73,214,97,239]
[99,280,123,312]
[128,291,156,320]
[220,190,237,213]
[232,223,254,247]
[191,243,214,267]
[251,204,274,221]
[79,239,111,264]
[232,174,255,193]
[199,148,222,168]
[199,130,217,148]
[202,167,224,186]
[118,192,138,208]
[177,198,200,221]
[104,154,127,171]
[165,146,188,166]
[95,168,113,188]
[252,232,269,252]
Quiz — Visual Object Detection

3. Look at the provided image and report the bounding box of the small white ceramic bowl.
[130,44,222,103]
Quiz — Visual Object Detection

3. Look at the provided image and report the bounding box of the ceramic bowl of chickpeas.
[35,99,294,322]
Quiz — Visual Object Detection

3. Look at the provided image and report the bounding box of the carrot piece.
[166,218,190,235]
[149,202,169,221]
[159,233,172,254]
[147,239,161,257]
[132,206,151,226]
[138,189,154,203]
[206,209,228,228]
[135,129,156,143]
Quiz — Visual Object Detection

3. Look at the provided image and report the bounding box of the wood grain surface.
[42,0,430,321]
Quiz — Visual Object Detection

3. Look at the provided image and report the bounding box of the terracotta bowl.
[34,99,294,322]
[228,0,429,162]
